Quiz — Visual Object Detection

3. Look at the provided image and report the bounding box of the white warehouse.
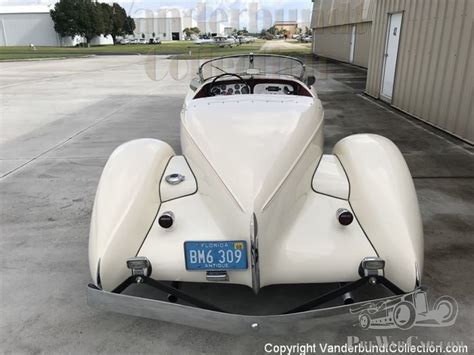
[133,16,183,41]
[0,5,114,47]
[0,6,61,46]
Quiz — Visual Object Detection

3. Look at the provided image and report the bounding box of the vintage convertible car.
[87,54,424,334]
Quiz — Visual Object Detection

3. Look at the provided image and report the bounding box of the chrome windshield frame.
[198,54,306,82]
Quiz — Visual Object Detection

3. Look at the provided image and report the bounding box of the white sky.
[0,0,312,12]
[0,0,313,32]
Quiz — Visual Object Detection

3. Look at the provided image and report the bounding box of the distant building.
[223,27,234,36]
[0,6,60,46]
[274,21,299,37]
[133,14,183,41]
[0,5,113,46]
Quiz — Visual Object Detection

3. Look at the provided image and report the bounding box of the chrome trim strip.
[415,262,421,287]
[250,213,260,293]
[87,285,419,335]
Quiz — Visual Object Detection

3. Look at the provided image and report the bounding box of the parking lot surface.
[1,55,473,353]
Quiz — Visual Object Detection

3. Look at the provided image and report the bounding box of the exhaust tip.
[342,291,355,305]
[167,294,178,303]
[344,297,355,305]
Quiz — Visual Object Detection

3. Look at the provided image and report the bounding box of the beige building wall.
[312,0,375,68]
[274,23,298,37]
[353,21,372,68]
[366,0,473,143]
[313,25,351,63]
[313,22,372,68]
[311,0,376,28]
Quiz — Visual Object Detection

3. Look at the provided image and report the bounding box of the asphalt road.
[1,55,473,354]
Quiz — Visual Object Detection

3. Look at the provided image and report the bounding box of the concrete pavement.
[1,55,473,354]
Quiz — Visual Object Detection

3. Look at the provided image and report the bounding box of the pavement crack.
[0,93,151,179]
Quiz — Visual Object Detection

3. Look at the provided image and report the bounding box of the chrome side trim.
[87,285,419,335]
[96,259,101,289]
[250,213,260,293]
[415,262,421,287]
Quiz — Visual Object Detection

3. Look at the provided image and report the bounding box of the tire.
[359,313,371,330]
[393,301,416,330]
[432,296,458,324]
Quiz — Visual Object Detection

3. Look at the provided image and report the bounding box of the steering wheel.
[208,73,251,96]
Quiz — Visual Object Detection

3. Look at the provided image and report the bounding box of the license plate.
[184,241,248,270]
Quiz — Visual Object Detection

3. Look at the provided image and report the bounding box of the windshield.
[199,54,305,81]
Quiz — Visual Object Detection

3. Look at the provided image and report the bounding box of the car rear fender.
[89,139,175,291]
[333,134,423,292]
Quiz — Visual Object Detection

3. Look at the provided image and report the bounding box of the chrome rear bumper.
[87,283,417,335]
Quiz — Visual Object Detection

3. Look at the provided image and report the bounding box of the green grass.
[167,41,264,59]
[0,41,263,61]
[172,39,312,60]
[0,39,313,61]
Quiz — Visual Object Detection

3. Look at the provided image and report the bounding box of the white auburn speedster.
[87,54,424,334]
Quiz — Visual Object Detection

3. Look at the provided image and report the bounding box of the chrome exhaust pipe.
[342,291,354,305]
[339,283,355,305]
